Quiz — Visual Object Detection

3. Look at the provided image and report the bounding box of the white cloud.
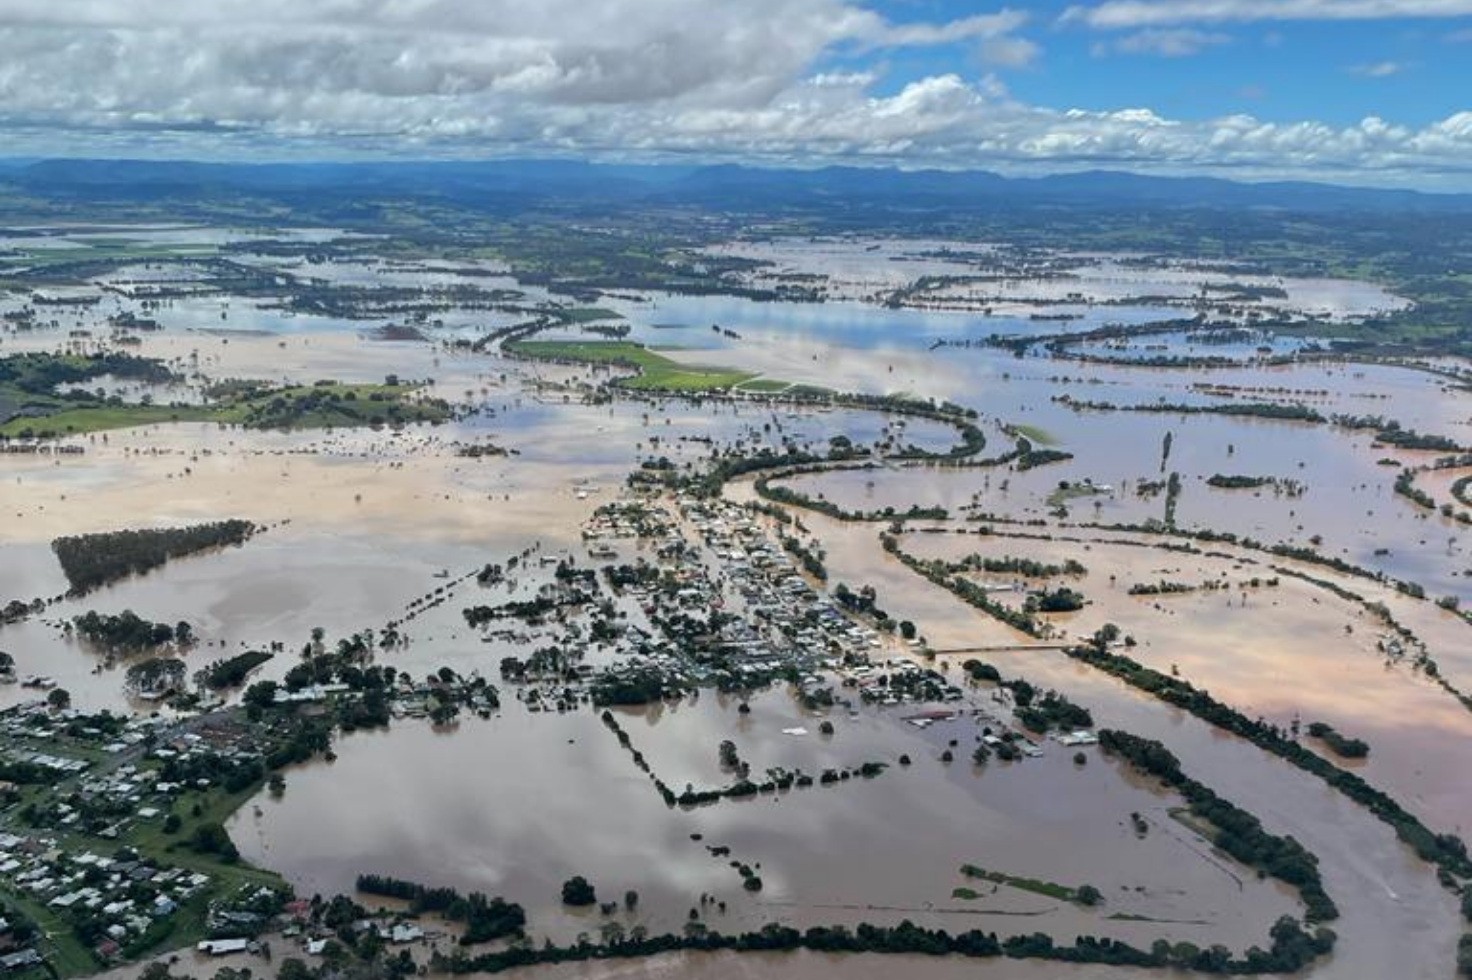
[1350,60,1406,75]
[1064,0,1472,28]
[978,35,1041,68]
[0,0,1466,186]
[1094,28,1232,56]
[0,1,1035,117]
[863,11,1029,47]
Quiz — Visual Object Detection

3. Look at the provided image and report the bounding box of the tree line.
[53,519,256,593]
[1068,631,1471,885]
[430,913,1333,976]
[355,875,525,945]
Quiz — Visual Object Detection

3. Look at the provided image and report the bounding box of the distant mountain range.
[3,157,1470,214]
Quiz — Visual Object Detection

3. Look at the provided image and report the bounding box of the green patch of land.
[1008,423,1059,446]
[0,381,449,438]
[5,240,217,271]
[212,381,451,430]
[555,306,624,323]
[1,883,98,979]
[1046,480,1111,507]
[0,403,214,437]
[1,352,453,438]
[736,378,794,393]
[1167,805,1220,842]
[126,783,285,896]
[1106,911,1209,925]
[959,864,1097,905]
[506,339,761,392]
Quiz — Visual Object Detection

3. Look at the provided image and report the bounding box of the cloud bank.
[0,0,1468,186]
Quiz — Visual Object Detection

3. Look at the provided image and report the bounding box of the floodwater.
[701,237,1408,320]
[231,684,1298,951]
[1,227,1468,979]
[755,509,1463,979]
[896,528,1472,834]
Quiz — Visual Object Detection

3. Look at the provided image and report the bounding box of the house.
[0,950,41,971]
[388,924,423,944]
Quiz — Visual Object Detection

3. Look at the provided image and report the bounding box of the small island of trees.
[561,876,597,906]
[1305,721,1370,759]
[53,520,256,593]
[73,610,192,652]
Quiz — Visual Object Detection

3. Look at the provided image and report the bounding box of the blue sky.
[0,0,1469,187]
[854,0,1471,127]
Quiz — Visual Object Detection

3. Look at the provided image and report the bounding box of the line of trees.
[1305,722,1370,759]
[1068,631,1471,884]
[960,555,1086,577]
[355,875,525,945]
[197,650,274,690]
[780,534,828,581]
[430,913,1333,976]
[52,520,256,592]
[73,610,190,651]
[1098,729,1338,923]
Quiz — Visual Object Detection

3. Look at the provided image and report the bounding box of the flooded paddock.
[230,685,1299,951]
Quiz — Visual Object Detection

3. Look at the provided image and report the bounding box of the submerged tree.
[561,876,596,906]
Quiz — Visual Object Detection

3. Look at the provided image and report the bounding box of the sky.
[0,0,1470,188]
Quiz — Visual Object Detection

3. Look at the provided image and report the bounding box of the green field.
[735,378,795,393]
[1045,482,1110,507]
[0,382,449,438]
[1008,423,1059,446]
[0,403,215,437]
[2,240,218,271]
[1,884,97,979]
[556,306,624,323]
[959,864,1084,903]
[506,339,761,392]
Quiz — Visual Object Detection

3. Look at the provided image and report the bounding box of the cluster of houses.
[582,499,675,545]
[676,498,933,681]
[484,492,1098,775]
[570,495,963,709]
[0,704,283,967]
[388,675,500,720]
[0,702,163,755]
[201,907,439,960]
[0,832,208,962]
[280,917,435,956]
